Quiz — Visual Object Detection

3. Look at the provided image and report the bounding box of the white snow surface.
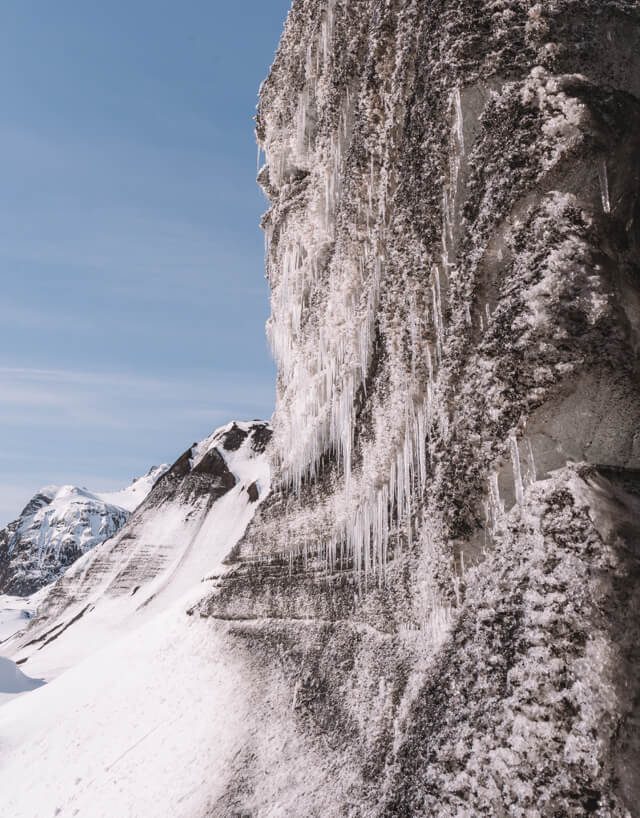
[97,463,170,511]
[0,611,252,818]
[0,656,44,697]
[0,421,271,816]
[0,595,37,642]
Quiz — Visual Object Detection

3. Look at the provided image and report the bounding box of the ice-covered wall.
[247,0,640,586]
[202,0,640,813]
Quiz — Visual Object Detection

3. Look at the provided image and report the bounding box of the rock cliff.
[198,1,640,814]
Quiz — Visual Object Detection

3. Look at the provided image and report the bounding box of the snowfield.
[0,608,252,818]
[0,421,271,817]
[96,464,170,512]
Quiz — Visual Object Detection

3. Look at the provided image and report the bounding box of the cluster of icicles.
[261,0,374,498]
[259,1,486,576]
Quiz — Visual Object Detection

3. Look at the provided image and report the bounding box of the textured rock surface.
[198,1,640,814]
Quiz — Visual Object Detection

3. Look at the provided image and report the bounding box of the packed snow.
[0,611,252,818]
[0,595,38,642]
[0,656,44,703]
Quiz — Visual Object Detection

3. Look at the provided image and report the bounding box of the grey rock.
[198,1,640,815]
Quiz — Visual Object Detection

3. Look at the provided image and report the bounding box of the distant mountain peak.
[0,464,170,597]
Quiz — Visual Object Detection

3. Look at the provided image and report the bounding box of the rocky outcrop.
[198,1,640,814]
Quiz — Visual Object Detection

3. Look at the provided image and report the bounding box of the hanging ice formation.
[598,159,611,214]
[256,1,469,577]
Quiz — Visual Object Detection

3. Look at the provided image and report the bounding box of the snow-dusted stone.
[196,0,640,814]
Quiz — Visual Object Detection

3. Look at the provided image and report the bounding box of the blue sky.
[0,1,291,524]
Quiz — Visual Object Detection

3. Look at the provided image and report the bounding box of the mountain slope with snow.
[1,420,271,680]
[0,421,272,817]
[0,465,168,597]
[96,464,170,512]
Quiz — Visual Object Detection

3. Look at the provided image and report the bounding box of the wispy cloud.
[0,365,275,525]
[0,366,274,429]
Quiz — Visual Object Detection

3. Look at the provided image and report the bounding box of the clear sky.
[0,1,291,525]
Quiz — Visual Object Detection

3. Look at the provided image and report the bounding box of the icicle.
[510,433,524,506]
[488,471,504,529]
[598,159,611,214]
[525,437,537,486]
[453,86,465,155]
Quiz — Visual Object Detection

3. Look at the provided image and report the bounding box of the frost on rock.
[248,0,640,584]
[200,0,640,814]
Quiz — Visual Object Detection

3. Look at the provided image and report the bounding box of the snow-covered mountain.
[0,465,168,597]
[0,420,271,817]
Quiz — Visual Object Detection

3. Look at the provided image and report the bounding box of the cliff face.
[200,1,640,814]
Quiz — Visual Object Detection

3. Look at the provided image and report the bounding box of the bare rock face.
[199,1,640,815]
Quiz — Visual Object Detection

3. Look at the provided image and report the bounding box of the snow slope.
[0,595,37,642]
[0,421,272,816]
[97,464,170,512]
[0,610,252,818]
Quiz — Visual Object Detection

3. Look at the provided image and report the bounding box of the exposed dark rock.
[220,423,250,452]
